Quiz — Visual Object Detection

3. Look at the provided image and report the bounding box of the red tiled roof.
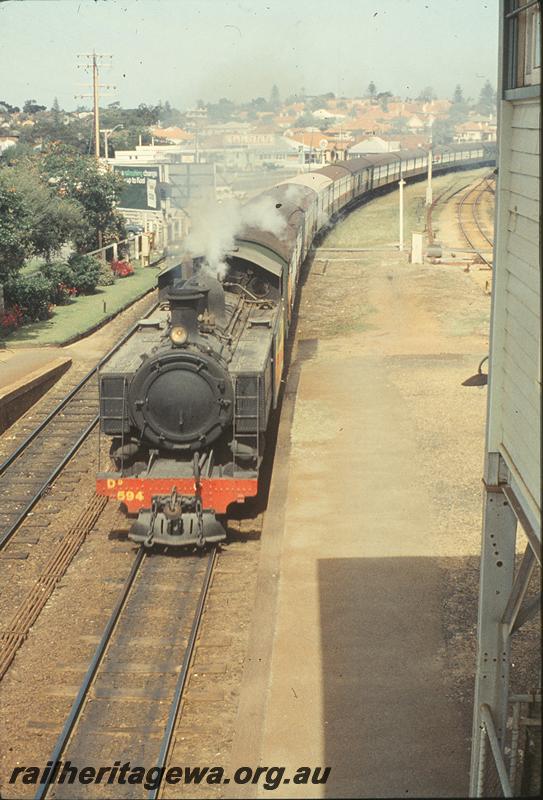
[286,132,329,149]
[151,126,192,141]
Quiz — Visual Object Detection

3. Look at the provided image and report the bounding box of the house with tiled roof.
[453,119,497,142]
[285,130,329,150]
[350,136,400,153]
[406,115,426,132]
[347,113,393,135]
[0,132,19,153]
[151,126,193,144]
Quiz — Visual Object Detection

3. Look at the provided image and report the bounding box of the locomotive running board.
[129,509,226,548]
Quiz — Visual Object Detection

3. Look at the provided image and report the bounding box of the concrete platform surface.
[0,347,72,433]
[228,240,490,797]
[0,346,67,391]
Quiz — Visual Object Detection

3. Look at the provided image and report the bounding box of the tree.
[294,111,319,128]
[417,86,436,102]
[0,100,20,113]
[106,125,151,153]
[0,163,82,278]
[15,166,83,261]
[23,99,46,114]
[448,105,470,125]
[51,97,62,125]
[431,117,455,145]
[0,143,37,166]
[135,103,161,126]
[367,81,377,99]
[18,113,92,154]
[388,116,409,133]
[376,91,392,112]
[477,80,496,115]
[39,143,126,251]
[269,84,280,110]
[0,171,34,278]
[206,97,236,122]
[452,85,464,104]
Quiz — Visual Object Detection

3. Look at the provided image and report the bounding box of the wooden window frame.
[503,0,541,94]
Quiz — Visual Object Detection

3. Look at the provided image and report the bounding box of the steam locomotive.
[96,142,495,547]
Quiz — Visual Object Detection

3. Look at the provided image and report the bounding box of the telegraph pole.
[76,51,114,250]
[76,51,114,160]
[425,116,434,206]
[92,53,100,158]
[399,170,405,251]
[425,147,433,206]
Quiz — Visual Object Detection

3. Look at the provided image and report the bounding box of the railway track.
[35,546,217,800]
[472,175,495,248]
[456,174,495,267]
[426,176,476,245]
[0,303,158,553]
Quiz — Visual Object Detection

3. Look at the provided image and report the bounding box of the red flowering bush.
[42,262,78,305]
[111,259,134,278]
[59,282,78,298]
[1,304,24,333]
[4,274,52,321]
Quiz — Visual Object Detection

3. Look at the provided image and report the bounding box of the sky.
[0,0,499,110]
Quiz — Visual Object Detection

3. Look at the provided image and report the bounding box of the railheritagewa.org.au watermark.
[7,762,331,792]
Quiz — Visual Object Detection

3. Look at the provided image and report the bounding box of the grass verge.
[6,263,158,346]
[322,167,490,248]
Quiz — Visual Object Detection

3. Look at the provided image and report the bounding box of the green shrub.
[4,273,52,322]
[98,259,115,286]
[67,253,101,294]
[41,261,77,304]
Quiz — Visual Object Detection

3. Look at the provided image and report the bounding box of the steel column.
[501,542,536,637]
[469,485,518,796]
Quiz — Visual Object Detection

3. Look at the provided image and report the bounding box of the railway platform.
[0,347,71,433]
[0,287,161,437]
[228,177,492,797]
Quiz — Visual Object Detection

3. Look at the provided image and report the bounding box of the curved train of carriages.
[96,141,496,548]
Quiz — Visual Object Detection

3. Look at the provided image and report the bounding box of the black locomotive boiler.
[97,260,283,548]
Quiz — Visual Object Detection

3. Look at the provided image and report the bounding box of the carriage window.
[504,1,541,91]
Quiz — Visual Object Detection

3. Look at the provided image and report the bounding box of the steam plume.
[184,194,290,279]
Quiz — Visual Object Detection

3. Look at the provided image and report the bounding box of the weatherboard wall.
[486,96,541,531]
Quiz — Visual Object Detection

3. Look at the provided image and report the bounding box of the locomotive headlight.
[170,325,188,346]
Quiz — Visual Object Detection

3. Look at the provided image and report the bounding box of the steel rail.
[33,546,216,800]
[472,181,495,249]
[0,371,95,480]
[0,300,159,551]
[426,177,477,245]
[0,301,158,478]
[457,175,495,267]
[34,547,146,800]
[0,416,99,551]
[148,546,218,800]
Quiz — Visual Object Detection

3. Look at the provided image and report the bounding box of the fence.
[87,234,149,266]
[87,215,186,266]
[477,692,541,797]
